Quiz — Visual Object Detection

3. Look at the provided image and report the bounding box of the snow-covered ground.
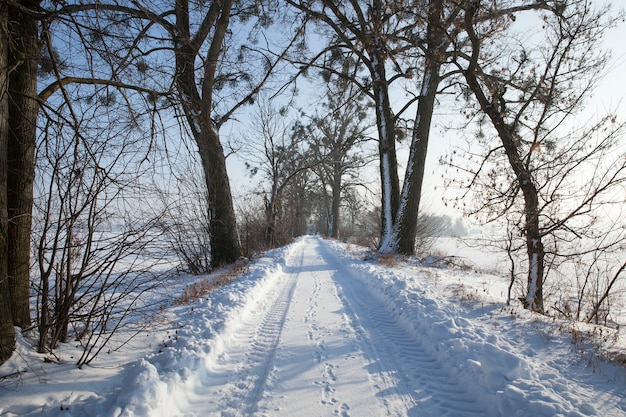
[1,235,625,416]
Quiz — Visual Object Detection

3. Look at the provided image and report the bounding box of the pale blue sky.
[226,8,626,223]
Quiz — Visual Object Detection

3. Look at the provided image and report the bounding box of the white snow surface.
[1,236,625,416]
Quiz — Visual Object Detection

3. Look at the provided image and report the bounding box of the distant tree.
[301,61,373,239]
[451,218,468,237]
[282,165,316,238]
[242,98,313,247]
[236,192,267,258]
[338,188,380,245]
[285,0,407,247]
[418,214,467,238]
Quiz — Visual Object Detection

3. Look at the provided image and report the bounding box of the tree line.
[1,0,625,365]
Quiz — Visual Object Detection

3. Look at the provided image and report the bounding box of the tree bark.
[6,0,40,328]
[198,122,241,267]
[395,0,445,255]
[372,44,400,251]
[0,2,16,364]
[264,194,277,246]
[395,62,441,255]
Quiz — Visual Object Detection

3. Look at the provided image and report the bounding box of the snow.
[379,153,395,252]
[526,250,539,308]
[421,71,431,98]
[2,235,626,416]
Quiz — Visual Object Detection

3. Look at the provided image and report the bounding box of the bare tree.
[286,0,553,256]
[3,0,175,363]
[33,83,170,363]
[454,0,625,313]
[236,192,267,258]
[283,164,317,238]
[300,63,373,239]
[566,230,626,325]
[0,0,173,361]
[43,0,305,267]
[163,0,305,265]
[159,156,214,275]
[242,98,313,246]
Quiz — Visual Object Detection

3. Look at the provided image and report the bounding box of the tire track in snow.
[195,263,298,416]
[318,241,487,417]
[239,273,297,414]
[189,237,487,416]
[362,301,483,415]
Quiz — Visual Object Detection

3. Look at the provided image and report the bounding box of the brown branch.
[586,260,626,324]
[39,77,167,103]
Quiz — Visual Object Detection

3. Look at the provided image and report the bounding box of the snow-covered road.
[201,234,468,416]
[113,236,624,417]
[168,236,491,416]
[200,235,385,416]
[2,236,626,416]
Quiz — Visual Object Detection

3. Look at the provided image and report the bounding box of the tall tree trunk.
[295,185,307,236]
[522,190,544,312]
[395,0,445,255]
[6,0,39,328]
[395,61,441,255]
[371,44,400,251]
[0,2,16,364]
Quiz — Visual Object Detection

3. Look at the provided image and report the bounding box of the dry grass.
[377,253,399,267]
[175,257,249,305]
[565,324,626,368]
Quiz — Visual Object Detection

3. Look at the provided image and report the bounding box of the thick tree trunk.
[0,2,16,364]
[198,125,241,267]
[395,0,445,255]
[521,184,544,313]
[371,45,400,251]
[174,0,240,267]
[395,61,441,255]
[6,0,39,328]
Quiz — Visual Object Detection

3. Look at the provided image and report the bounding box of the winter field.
[1,235,625,416]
